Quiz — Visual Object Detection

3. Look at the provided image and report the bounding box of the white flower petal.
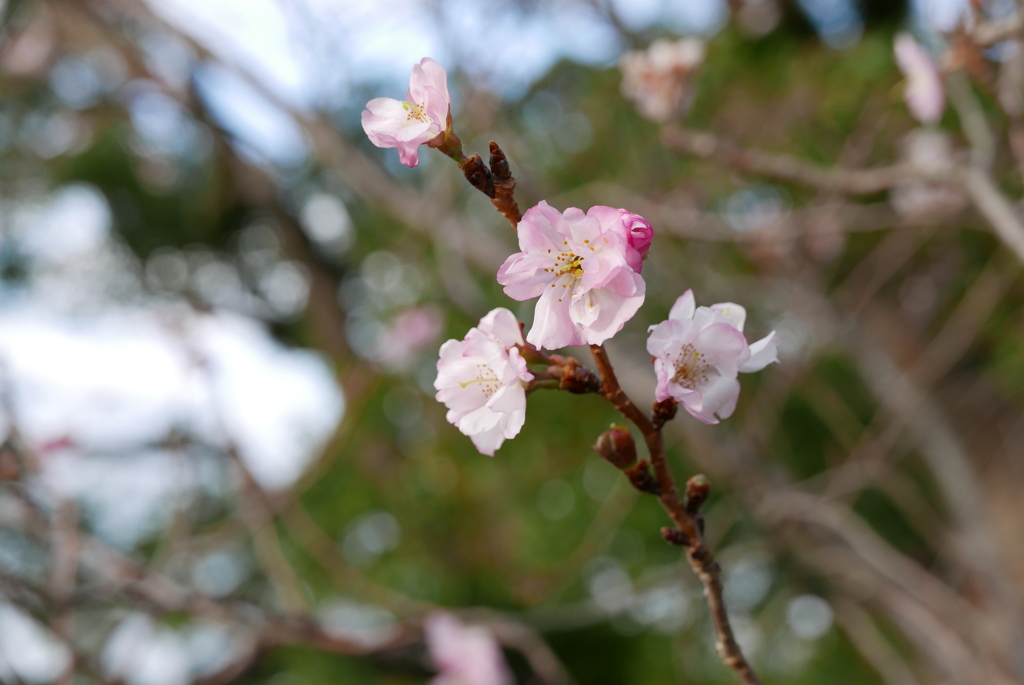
[739,331,779,373]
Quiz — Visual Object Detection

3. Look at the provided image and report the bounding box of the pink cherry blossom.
[426,613,512,685]
[620,38,705,122]
[894,33,945,125]
[361,57,450,167]
[377,305,444,370]
[434,308,533,456]
[647,290,779,424]
[496,201,648,350]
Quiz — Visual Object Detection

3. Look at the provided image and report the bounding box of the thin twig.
[660,127,954,194]
[662,123,1024,269]
[588,343,761,685]
[226,449,310,615]
[974,13,1024,47]
[961,167,1024,265]
[48,500,79,685]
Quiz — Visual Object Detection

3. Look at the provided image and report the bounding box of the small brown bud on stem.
[488,141,521,228]
[652,398,678,429]
[593,425,637,470]
[660,527,689,546]
[684,474,711,515]
[458,154,495,198]
[624,460,661,494]
[548,355,602,394]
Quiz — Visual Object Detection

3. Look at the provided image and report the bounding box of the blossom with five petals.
[497,201,648,350]
[361,57,450,167]
[434,308,533,456]
[426,613,512,685]
[647,290,779,424]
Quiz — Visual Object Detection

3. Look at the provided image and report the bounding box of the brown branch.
[587,343,761,685]
[48,499,79,685]
[226,449,310,615]
[662,123,1024,268]
[474,614,577,685]
[961,166,1024,265]
[973,13,1024,47]
[660,127,954,194]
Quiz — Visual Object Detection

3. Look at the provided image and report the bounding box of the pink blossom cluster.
[648,290,779,424]
[364,58,780,457]
[433,308,533,456]
[425,613,512,685]
[497,201,651,350]
[620,38,705,122]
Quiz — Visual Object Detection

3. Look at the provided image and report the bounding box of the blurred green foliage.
[11,0,1024,681]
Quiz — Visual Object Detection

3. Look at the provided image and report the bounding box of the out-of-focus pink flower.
[434,308,533,456]
[361,58,450,167]
[377,305,444,370]
[894,33,945,125]
[496,201,647,350]
[647,290,778,424]
[426,613,512,685]
[891,129,967,221]
[620,38,705,122]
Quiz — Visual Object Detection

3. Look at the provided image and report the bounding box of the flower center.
[671,344,709,389]
[460,363,501,399]
[402,101,430,123]
[553,250,585,280]
[546,250,587,303]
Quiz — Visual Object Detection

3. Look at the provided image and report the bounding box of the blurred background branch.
[1,0,1024,684]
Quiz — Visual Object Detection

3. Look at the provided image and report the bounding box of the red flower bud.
[592,424,637,470]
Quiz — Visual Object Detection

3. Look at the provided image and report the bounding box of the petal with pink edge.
[497,252,560,301]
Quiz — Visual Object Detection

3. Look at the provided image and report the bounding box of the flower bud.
[592,425,637,470]
[684,474,711,514]
[622,212,653,259]
[549,355,602,394]
[652,397,678,428]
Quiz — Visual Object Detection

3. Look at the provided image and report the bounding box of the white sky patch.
[11,183,111,264]
[913,0,970,32]
[42,449,204,549]
[191,311,343,489]
[0,603,71,683]
[338,0,449,86]
[146,0,657,106]
[610,0,669,31]
[103,614,190,685]
[194,64,308,166]
[137,0,761,160]
[142,0,314,109]
[0,304,344,492]
[664,0,729,34]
